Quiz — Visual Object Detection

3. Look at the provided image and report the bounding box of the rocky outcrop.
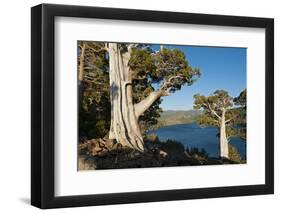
[78,138,241,170]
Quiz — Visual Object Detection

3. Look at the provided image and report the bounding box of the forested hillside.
[157,110,202,127]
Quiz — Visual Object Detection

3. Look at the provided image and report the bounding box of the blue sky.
[151,45,246,111]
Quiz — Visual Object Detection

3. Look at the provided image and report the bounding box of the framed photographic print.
[31,3,274,209]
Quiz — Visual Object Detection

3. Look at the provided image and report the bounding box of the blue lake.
[146,123,246,158]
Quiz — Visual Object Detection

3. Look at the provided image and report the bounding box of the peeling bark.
[108,43,144,152]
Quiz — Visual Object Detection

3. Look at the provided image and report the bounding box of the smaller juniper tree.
[193,90,237,159]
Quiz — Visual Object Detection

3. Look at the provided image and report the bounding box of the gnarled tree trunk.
[219,109,229,158]
[107,43,144,152]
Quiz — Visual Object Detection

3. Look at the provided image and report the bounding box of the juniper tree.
[78,41,110,139]
[193,90,236,159]
[78,42,200,151]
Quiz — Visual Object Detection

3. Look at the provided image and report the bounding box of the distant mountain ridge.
[158,110,202,126]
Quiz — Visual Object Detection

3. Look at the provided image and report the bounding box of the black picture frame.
[31,3,274,209]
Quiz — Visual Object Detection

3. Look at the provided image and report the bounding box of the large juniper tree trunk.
[107,43,144,152]
[219,109,229,159]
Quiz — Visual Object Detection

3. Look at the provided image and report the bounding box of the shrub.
[144,133,160,143]
[159,139,185,161]
[228,144,242,163]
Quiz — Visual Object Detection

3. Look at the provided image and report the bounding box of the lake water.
[147,123,246,158]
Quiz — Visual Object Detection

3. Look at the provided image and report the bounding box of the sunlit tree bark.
[85,42,200,152]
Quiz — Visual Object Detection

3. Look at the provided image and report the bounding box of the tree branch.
[206,103,221,120]
[78,42,86,81]
[85,42,108,53]
[160,75,184,91]
[134,90,163,118]
[104,42,109,51]
[133,75,147,81]
[134,74,184,117]
[89,47,107,53]
[127,44,138,54]
[225,118,232,123]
